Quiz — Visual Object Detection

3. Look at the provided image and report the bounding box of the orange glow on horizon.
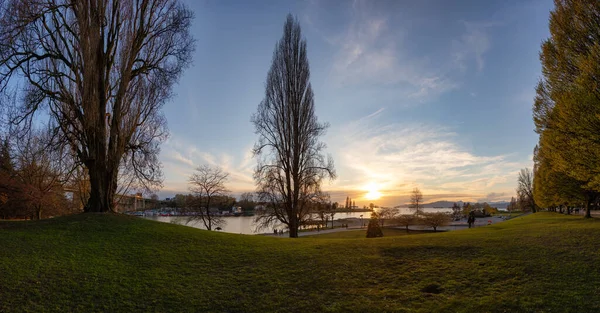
[364,182,382,201]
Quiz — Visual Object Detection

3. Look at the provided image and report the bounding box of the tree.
[462,202,472,216]
[421,212,450,232]
[0,1,194,212]
[409,188,423,215]
[451,202,461,220]
[378,207,398,227]
[238,192,256,213]
[395,214,414,232]
[517,168,537,213]
[251,14,335,238]
[533,143,585,212]
[0,130,71,219]
[0,135,15,218]
[329,202,337,228]
[188,165,229,231]
[14,136,69,219]
[366,212,383,238]
[532,0,600,218]
[507,197,518,214]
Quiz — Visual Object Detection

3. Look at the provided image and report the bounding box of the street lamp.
[360,214,363,228]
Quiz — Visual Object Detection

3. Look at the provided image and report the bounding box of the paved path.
[263,213,531,237]
[264,226,364,237]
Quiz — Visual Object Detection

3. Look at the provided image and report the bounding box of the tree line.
[531,0,600,218]
[0,131,77,219]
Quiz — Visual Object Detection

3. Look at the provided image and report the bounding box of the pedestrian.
[468,211,475,228]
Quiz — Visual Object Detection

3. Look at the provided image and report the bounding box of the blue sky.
[159,0,553,206]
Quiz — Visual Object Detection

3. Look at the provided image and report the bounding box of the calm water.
[141,207,452,235]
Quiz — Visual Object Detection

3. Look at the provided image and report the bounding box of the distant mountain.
[396,200,509,209]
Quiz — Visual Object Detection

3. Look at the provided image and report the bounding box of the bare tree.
[0,1,194,212]
[188,165,229,231]
[251,14,335,238]
[378,207,398,227]
[395,214,415,232]
[421,212,450,232]
[409,188,424,215]
[517,168,537,213]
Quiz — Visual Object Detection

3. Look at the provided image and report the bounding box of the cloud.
[452,21,493,72]
[159,135,256,196]
[315,1,494,102]
[326,110,529,206]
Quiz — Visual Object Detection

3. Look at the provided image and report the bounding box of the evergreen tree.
[366,212,383,238]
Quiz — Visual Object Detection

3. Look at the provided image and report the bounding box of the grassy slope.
[1,213,599,312]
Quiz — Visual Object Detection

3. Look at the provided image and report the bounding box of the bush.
[366,213,383,238]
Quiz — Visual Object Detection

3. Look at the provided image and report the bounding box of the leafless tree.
[395,214,415,232]
[409,188,424,216]
[378,207,398,227]
[421,212,450,232]
[251,14,335,238]
[0,0,194,212]
[517,168,537,213]
[187,165,229,231]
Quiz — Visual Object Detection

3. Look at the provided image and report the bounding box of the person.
[468,211,475,228]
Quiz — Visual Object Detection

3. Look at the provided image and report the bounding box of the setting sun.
[364,183,382,200]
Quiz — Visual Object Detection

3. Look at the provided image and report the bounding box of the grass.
[1,212,599,312]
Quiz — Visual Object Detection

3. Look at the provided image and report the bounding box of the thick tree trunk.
[289,216,299,238]
[585,197,592,219]
[85,161,117,213]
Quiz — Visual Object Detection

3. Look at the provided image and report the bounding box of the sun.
[364,183,382,201]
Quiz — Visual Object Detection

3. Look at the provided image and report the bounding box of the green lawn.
[1,212,599,312]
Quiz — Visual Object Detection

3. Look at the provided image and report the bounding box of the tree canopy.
[532,0,600,218]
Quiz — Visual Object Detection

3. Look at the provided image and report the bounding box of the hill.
[0,212,599,312]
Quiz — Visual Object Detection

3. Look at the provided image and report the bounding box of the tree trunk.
[85,161,117,213]
[289,216,298,238]
[585,197,592,219]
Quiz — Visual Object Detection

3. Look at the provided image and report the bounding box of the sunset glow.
[364,183,382,201]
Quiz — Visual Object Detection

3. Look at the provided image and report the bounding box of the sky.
[158,0,554,206]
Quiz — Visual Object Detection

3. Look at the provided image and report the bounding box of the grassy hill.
[1,212,599,312]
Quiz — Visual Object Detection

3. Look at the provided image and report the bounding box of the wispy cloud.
[452,21,493,72]
[159,135,256,197]
[306,1,494,102]
[326,110,529,205]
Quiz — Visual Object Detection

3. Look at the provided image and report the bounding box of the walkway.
[263,213,529,237]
